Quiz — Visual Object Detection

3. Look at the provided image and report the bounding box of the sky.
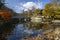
[5,0,53,13]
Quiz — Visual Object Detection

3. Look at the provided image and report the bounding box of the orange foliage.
[0,10,12,21]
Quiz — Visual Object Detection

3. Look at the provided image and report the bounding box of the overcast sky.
[5,0,52,13]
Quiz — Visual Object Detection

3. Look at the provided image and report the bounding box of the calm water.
[0,21,58,40]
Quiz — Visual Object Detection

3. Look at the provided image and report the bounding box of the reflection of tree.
[23,22,33,28]
[23,22,43,30]
[0,23,15,40]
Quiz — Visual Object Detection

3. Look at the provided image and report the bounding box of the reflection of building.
[23,22,43,30]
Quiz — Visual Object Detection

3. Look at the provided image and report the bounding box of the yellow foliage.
[33,9,41,16]
[44,3,53,10]
[43,3,54,16]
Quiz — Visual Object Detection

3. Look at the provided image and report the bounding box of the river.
[0,21,60,40]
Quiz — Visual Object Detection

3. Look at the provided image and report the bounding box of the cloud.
[5,0,52,13]
[22,2,42,11]
[23,2,36,9]
[14,2,42,13]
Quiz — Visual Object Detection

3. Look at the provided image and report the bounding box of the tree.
[43,0,60,19]
[42,3,54,17]
[33,9,42,16]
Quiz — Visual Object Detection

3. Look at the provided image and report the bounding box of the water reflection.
[0,23,15,40]
[4,21,44,40]
[0,21,59,40]
[6,24,32,40]
[23,22,43,30]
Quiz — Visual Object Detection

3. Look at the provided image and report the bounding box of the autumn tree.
[43,0,60,19]
[33,9,42,16]
[42,3,54,17]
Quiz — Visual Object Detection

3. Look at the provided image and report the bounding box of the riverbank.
[21,27,60,40]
